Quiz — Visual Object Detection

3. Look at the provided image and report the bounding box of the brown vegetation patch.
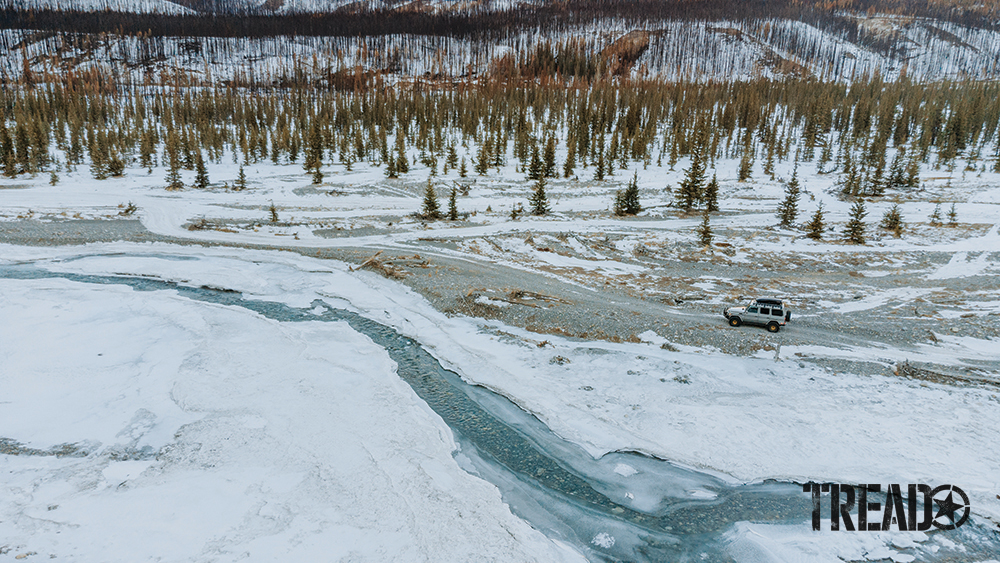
[601,31,650,76]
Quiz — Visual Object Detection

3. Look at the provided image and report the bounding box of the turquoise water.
[3,262,995,562]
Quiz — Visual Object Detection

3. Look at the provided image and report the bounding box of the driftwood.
[350,251,383,272]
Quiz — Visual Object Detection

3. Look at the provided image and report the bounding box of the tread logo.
[803,483,970,531]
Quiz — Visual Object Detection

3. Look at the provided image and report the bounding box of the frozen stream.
[1,261,997,562]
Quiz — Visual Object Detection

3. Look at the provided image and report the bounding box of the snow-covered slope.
[1,15,997,83]
[0,271,584,562]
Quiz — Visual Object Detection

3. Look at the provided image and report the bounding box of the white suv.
[723,298,791,332]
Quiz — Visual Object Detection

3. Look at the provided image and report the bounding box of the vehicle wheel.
[767,321,780,333]
[729,317,742,327]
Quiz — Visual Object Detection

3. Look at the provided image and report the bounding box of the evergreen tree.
[1,125,17,177]
[880,203,904,237]
[509,202,523,220]
[614,172,642,216]
[777,169,801,228]
[904,150,921,187]
[448,187,459,221]
[817,138,833,173]
[697,209,713,246]
[806,203,825,240]
[459,157,467,178]
[421,179,442,220]
[843,199,867,244]
[563,144,576,178]
[947,203,958,226]
[269,202,279,223]
[928,203,942,226]
[396,151,409,174]
[235,166,247,191]
[543,136,557,178]
[165,166,183,191]
[385,155,398,178]
[737,140,753,181]
[527,144,543,180]
[676,146,706,212]
[107,154,125,177]
[529,176,550,216]
[305,125,323,180]
[194,151,209,189]
[704,173,719,212]
[887,149,906,190]
[49,169,59,185]
[475,139,491,175]
[594,149,606,180]
[446,144,459,172]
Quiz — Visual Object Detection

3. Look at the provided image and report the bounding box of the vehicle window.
[772,309,783,316]
[747,307,758,314]
[759,308,770,315]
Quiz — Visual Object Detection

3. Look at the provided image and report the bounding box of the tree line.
[1,0,998,41]
[2,74,999,226]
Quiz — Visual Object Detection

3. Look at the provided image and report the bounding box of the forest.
[2,64,999,212]
[1,0,999,39]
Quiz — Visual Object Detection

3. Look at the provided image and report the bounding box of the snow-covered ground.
[2,241,999,561]
[2,146,999,560]
[0,263,584,562]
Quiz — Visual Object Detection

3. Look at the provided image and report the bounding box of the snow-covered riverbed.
[2,244,998,561]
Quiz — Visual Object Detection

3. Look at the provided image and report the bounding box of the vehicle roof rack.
[754,298,783,305]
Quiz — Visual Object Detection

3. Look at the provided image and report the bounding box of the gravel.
[2,218,997,387]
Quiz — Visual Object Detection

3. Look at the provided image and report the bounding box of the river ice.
[2,244,999,561]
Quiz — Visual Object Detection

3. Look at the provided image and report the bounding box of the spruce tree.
[527,144,543,180]
[459,157,467,178]
[103,149,123,177]
[947,203,958,226]
[397,151,409,174]
[880,203,904,237]
[777,169,801,228]
[737,142,753,181]
[614,172,642,215]
[475,140,491,175]
[676,146,706,212]
[843,199,867,244]
[704,173,719,212]
[385,155,398,178]
[543,136,557,178]
[448,187,459,220]
[305,125,323,180]
[269,202,279,223]
[887,149,906,190]
[49,170,59,185]
[529,176,550,216]
[1,125,17,177]
[806,203,825,240]
[697,209,713,246]
[235,166,247,191]
[928,203,942,226]
[194,151,209,189]
[594,140,606,180]
[563,144,576,178]
[904,150,921,187]
[421,179,442,220]
[613,190,627,217]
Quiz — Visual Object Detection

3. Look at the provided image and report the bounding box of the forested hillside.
[2,77,998,204]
